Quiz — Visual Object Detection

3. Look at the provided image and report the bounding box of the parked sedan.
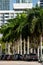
[12,54,19,60]
[1,54,6,60]
[29,53,38,61]
[1,54,11,60]
[23,54,30,61]
[23,53,38,61]
[19,54,24,60]
[12,54,23,60]
[6,55,11,60]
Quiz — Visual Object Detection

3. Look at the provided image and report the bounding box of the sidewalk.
[0,61,41,65]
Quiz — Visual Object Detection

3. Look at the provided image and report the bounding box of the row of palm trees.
[0,7,43,54]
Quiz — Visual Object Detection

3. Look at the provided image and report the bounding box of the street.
[0,61,42,65]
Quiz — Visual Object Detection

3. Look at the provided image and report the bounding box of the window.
[40,0,43,2]
[16,0,20,3]
[22,0,26,3]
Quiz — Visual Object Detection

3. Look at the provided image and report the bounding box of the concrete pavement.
[0,61,42,65]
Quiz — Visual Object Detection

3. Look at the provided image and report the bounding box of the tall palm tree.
[0,8,43,54]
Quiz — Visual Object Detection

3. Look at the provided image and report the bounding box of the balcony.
[13,3,32,10]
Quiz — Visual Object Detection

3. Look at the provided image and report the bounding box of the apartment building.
[38,0,43,7]
[0,0,11,10]
[0,0,32,26]
[13,0,32,11]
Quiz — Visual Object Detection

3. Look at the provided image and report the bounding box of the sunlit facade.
[0,0,32,26]
[0,11,14,26]
[13,0,32,11]
[0,0,13,26]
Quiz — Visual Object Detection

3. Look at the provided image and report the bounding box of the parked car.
[18,54,23,60]
[12,54,23,60]
[1,54,6,60]
[1,54,11,60]
[0,55,2,60]
[29,53,38,61]
[23,54,30,61]
[6,55,11,60]
[23,53,38,61]
[13,54,19,60]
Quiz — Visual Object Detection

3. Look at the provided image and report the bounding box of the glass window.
[16,0,20,3]
[16,0,32,3]
[40,0,43,2]
[0,0,10,10]
[21,0,25,3]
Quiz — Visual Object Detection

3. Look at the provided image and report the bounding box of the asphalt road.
[0,61,42,65]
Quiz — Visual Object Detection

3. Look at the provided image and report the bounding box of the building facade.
[0,0,13,26]
[0,0,11,10]
[0,0,32,26]
[16,0,32,3]
[0,11,24,26]
[40,0,43,7]
[38,0,43,7]
[0,11,14,26]
[13,0,32,11]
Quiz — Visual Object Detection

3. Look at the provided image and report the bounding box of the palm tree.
[0,8,43,54]
[0,13,27,54]
[34,8,43,56]
[27,7,43,54]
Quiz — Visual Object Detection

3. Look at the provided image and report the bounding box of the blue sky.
[11,0,38,10]
[33,0,38,6]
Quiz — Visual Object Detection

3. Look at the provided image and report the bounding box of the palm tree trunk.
[8,44,11,54]
[5,42,8,54]
[37,46,39,60]
[5,42,11,54]
[13,45,15,55]
[18,40,20,54]
[40,35,42,57]
[20,34,22,55]
[0,44,2,55]
[24,39,26,54]
[27,36,29,54]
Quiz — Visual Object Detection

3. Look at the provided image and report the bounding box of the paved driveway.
[0,61,42,65]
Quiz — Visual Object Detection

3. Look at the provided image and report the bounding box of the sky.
[33,0,38,6]
[11,0,38,10]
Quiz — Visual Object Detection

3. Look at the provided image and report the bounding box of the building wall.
[40,0,43,7]
[16,0,32,3]
[0,0,32,26]
[0,11,24,26]
[13,0,32,10]
[13,3,32,10]
[0,0,11,10]
[0,11,14,26]
[38,0,43,7]
[40,0,43,2]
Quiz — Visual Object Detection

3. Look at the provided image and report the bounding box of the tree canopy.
[0,7,43,43]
